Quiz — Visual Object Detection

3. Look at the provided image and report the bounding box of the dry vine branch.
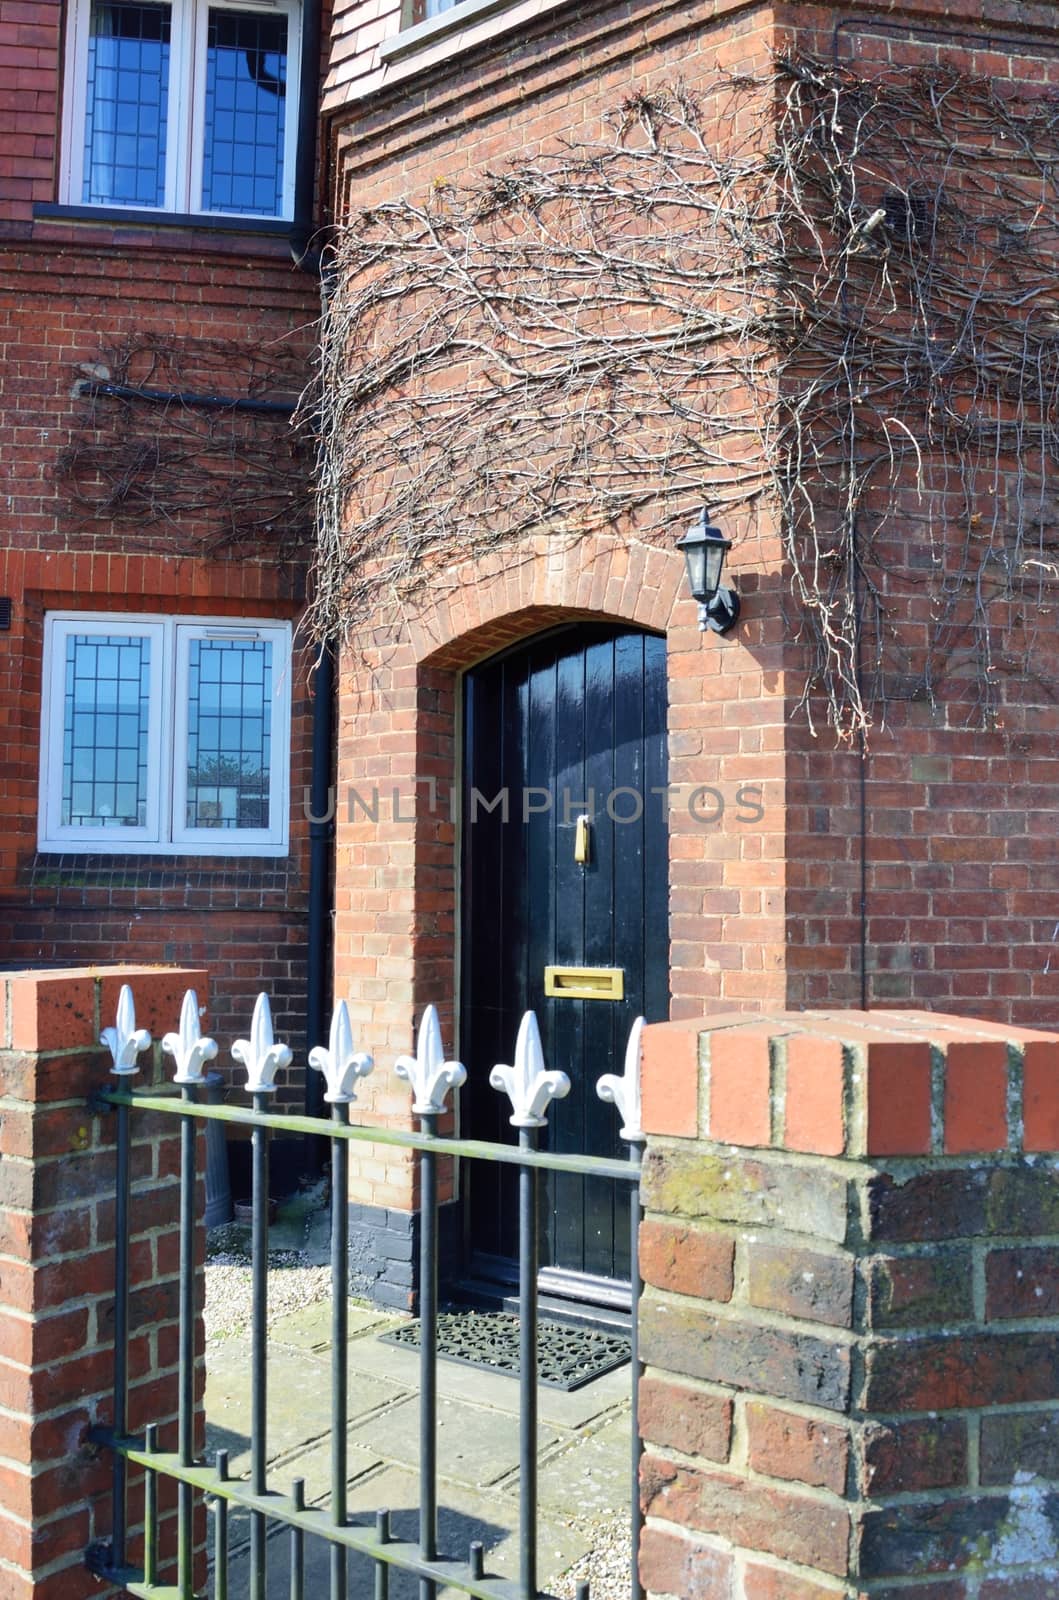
[59,336,313,559]
[305,58,1059,738]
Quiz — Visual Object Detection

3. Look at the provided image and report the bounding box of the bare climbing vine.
[308,55,1059,738]
[59,335,312,559]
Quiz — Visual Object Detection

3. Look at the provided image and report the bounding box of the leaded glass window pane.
[61,633,152,827]
[185,638,272,829]
[202,8,287,217]
[83,0,170,207]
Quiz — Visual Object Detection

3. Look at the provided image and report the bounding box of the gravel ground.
[204,1223,332,1342]
[550,1511,631,1600]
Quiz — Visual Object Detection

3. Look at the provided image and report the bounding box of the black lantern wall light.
[675,507,741,634]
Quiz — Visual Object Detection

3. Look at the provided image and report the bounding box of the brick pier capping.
[0,965,207,1600]
[639,1007,1059,1599]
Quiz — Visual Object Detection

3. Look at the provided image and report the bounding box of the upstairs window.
[61,0,300,218]
[38,614,292,855]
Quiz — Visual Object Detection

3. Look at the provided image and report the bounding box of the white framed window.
[60,0,301,219]
[38,613,292,856]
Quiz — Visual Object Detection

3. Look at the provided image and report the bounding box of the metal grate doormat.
[381,1311,631,1391]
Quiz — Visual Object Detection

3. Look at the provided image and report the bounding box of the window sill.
[379,0,573,65]
[33,203,291,237]
[35,841,291,860]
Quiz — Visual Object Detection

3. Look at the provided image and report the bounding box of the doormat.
[380,1311,631,1391]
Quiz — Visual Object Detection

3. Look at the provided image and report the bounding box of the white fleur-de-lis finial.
[161,989,218,1087]
[596,1015,645,1141]
[309,1001,374,1105]
[101,983,152,1077]
[394,1004,466,1115]
[231,992,292,1095]
[490,1011,570,1129]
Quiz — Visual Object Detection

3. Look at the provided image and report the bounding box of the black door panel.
[460,624,669,1293]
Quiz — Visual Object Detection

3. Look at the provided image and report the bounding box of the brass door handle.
[574,813,591,865]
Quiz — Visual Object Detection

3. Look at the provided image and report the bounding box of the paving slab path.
[204,1297,634,1599]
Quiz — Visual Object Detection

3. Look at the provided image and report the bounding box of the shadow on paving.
[222,1495,514,1600]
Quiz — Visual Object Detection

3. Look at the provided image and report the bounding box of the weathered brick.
[866,1166,1059,1244]
[746,1401,849,1494]
[980,1410,1059,1485]
[863,1332,1059,1412]
[641,1148,849,1244]
[746,1241,854,1328]
[859,1497,1018,1578]
[986,1246,1059,1320]
[866,1249,975,1329]
[860,1417,968,1494]
[743,1562,850,1600]
[640,1296,851,1412]
[638,1375,732,1462]
[978,1575,1059,1599]
[639,1219,734,1302]
[641,1455,850,1577]
[638,1523,733,1599]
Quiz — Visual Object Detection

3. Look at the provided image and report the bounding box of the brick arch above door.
[405,533,685,670]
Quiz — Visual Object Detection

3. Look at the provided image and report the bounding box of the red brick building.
[317,0,1059,1302]
[1,0,1056,1306]
[0,0,326,1068]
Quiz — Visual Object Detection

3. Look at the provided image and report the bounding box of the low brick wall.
[639,1008,1059,1599]
[0,965,207,1599]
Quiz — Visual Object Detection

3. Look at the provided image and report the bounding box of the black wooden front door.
[459,623,669,1301]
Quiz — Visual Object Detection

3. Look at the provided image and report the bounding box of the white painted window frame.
[38,612,292,856]
[60,0,301,220]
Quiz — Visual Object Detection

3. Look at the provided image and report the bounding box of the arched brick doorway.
[332,531,788,1306]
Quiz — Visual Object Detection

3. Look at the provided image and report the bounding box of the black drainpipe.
[290,0,325,277]
[304,643,334,1123]
[289,0,336,1129]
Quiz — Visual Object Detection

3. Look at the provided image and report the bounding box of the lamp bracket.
[697,588,741,635]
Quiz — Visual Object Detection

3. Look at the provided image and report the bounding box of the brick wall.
[0,965,207,1599]
[639,1007,1059,1597]
[774,12,1059,1029]
[0,0,323,1080]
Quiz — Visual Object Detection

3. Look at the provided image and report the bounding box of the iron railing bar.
[518,1125,538,1600]
[215,1449,230,1600]
[144,1425,159,1588]
[250,1089,271,1600]
[418,1109,438,1600]
[113,1448,570,1600]
[110,1087,132,1569]
[291,1478,306,1600]
[375,1508,391,1600]
[178,1084,197,1598]
[331,1101,350,1600]
[99,1092,641,1180]
[628,1135,646,1600]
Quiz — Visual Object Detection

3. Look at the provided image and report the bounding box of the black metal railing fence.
[87,988,644,1600]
